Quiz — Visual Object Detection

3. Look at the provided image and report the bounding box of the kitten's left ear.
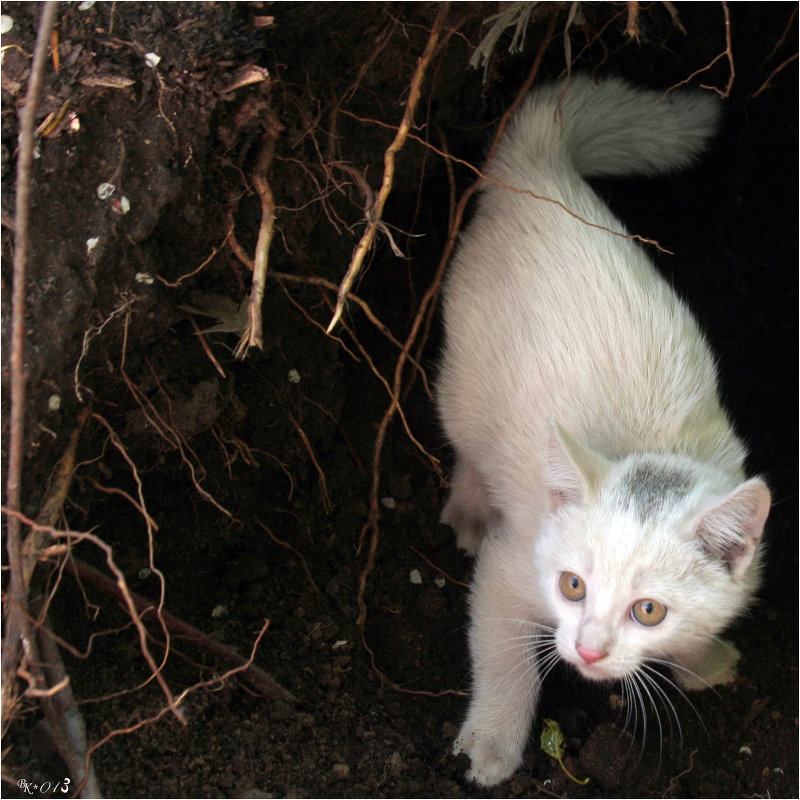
[544,420,611,511]
[693,478,771,580]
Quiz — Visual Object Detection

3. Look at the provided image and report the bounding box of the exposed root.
[287,411,332,513]
[326,3,450,334]
[665,1,735,98]
[235,113,281,359]
[353,8,560,690]
[66,558,294,704]
[409,545,469,589]
[255,518,321,595]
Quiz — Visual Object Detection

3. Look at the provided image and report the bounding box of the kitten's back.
[438,76,744,496]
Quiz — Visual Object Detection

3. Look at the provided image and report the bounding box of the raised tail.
[492,75,721,180]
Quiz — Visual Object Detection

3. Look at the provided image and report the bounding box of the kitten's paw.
[440,501,483,556]
[453,726,523,787]
[674,639,740,690]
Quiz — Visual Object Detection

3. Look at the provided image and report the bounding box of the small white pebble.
[332,640,349,650]
[380,496,396,509]
[434,574,446,589]
[86,236,100,254]
[77,0,96,9]
[738,745,752,756]
[96,182,115,200]
[47,394,61,412]
[116,195,131,215]
[287,368,301,384]
[211,604,229,618]
[135,272,154,285]
[144,52,161,68]
[1,14,14,34]
[409,568,422,585]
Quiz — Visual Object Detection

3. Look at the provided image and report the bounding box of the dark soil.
[2,3,797,799]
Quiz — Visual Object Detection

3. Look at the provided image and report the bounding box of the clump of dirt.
[2,3,797,799]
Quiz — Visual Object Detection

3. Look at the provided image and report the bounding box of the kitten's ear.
[693,479,771,580]
[544,421,611,511]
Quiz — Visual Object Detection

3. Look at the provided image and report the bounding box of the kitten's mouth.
[570,655,630,683]
[574,661,615,682]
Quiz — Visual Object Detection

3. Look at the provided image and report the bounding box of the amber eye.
[559,572,586,602]
[631,599,667,626]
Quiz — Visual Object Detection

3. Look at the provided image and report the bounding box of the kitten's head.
[534,422,771,684]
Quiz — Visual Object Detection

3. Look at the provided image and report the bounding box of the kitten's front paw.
[674,639,740,690]
[453,725,523,787]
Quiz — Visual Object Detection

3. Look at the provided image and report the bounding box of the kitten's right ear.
[544,420,611,511]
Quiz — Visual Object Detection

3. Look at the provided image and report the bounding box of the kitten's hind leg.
[672,638,740,690]
[441,456,494,555]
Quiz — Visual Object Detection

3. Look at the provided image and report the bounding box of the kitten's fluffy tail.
[496,75,721,179]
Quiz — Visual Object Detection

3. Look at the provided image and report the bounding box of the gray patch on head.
[618,461,693,521]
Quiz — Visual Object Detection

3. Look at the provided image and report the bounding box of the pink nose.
[576,644,606,664]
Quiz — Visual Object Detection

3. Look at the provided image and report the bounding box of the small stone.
[387,751,404,776]
[608,692,626,710]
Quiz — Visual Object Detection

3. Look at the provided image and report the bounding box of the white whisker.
[641,660,710,737]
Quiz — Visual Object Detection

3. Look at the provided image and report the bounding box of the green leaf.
[540,719,590,786]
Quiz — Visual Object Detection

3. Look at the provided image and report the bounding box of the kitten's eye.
[559,571,586,602]
[631,599,667,626]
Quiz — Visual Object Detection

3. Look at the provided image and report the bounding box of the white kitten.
[436,76,771,787]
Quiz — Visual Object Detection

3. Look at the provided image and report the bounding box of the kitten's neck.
[588,404,747,485]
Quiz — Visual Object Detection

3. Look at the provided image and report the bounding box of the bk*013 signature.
[16,778,71,795]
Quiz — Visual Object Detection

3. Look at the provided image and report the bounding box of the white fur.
[437,76,771,787]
